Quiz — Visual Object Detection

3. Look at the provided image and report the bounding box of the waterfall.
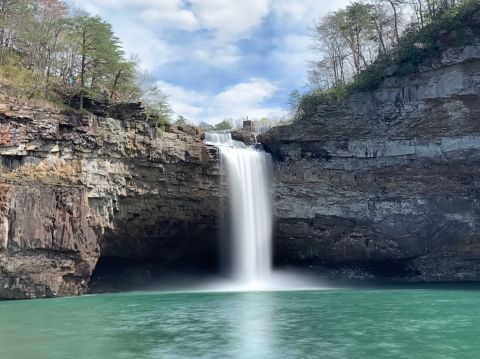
[205,132,273,287]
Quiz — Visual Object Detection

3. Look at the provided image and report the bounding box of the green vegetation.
[0,0,172,127]
[213,120,233,131]
[174,115,188,126]
[294,0,478,121]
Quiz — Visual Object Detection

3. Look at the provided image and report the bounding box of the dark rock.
[262,44,480,281]
[0,94,221,299]
[0,185,98,299]
[231,129,256,145]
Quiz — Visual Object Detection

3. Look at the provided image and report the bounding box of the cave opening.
[88,227,222,294]
[1,155,24,171]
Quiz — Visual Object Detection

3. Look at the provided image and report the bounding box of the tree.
[369,2,394,54]
[175,115,188,126]
[0,0,33,64]
[311,12,349,87]
[69,11,123,109]
[0,1,157,108]
[288,90,302,111]
[311,2,384,86]
[143,87,172,127]
[198,121,213,131]
[214,120,232,131]
[23,0,69,97]
[135,70,172,126]
[108,58,138,101]
[341,3,375,75]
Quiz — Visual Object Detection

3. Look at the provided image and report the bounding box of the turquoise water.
[0,289,479,358]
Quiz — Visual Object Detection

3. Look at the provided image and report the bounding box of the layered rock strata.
[261,41,480,281]
[0,98,220,298]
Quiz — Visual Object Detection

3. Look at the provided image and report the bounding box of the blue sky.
[67,0,350,124]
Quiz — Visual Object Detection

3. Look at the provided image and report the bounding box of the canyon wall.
[0,99,220,298]
[261,39,480,280]
[3,18,480,299]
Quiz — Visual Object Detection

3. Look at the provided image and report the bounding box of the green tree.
[175,115,188,126]
[198,121,213,131]
[69,11,123,109]
[108,58,139,101]
[214,120,232,131]
[136,70,173,127]
[144,88,172,127]
[341,3,374,74]
[288,90,302,111]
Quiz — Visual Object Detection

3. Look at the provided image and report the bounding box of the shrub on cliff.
[292,86,348,121]
[351,0,478,92]
[0,0,173,119]
[296,0,479,121]
[0,53,36,98]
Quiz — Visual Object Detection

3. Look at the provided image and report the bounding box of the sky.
[67,0,351,124]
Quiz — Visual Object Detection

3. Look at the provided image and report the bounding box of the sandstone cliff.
[261,27,480,280]
[0,98,220,298]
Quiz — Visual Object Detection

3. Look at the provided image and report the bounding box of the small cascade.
[205,132,273,288]
[204,132,237,146]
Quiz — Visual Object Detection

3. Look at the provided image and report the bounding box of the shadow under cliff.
[89,257,221,294]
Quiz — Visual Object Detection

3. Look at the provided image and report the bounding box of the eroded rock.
[0,97,221,299]
[261,43,480,281]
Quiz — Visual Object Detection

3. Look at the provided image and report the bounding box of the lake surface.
[0,288,479,358]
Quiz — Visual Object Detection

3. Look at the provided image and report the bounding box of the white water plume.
[205,132,273,288]
[204,132,325,292]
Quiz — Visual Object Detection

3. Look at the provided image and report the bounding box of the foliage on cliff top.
[294,0,479,121]
[352,0,478,92]
[0,0,172,128]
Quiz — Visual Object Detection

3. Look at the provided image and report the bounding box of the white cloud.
[72,0,269,40]
[67,0,353,121]
[268,34,313,87]
[159,79,286,124]
[271,0,352,24]
[69,0,351,71]
[156,81,206,119]
[214,79,277,109]
[190,0,270,41]
[141,8,197,30]
[115,24,173,71]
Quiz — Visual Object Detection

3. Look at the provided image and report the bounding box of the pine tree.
[69,11,123,109]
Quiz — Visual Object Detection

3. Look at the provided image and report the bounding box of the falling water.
[205,132,273,288]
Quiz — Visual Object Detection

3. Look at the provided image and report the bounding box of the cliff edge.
[261,11,480,281]
[0,98,220,298]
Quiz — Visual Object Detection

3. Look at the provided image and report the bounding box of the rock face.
[0,184,97,299]
[261,41,480,281]
[3,23,480,299]
[0,98,221,298]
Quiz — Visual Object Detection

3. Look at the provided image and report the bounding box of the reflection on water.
[231,292,277,358]
[1,289,480,359]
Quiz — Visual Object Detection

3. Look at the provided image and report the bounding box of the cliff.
[3,14,480,299]
[261,20,480,280]
[0,97,221,299]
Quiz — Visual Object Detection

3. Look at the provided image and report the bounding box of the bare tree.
[0,0,32,64]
